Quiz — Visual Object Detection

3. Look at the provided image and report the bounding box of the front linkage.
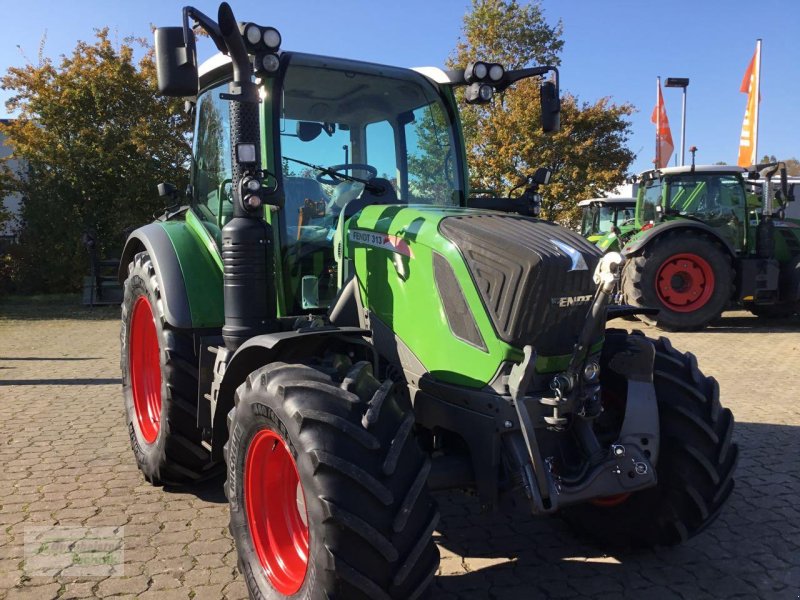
[504,253,658,513]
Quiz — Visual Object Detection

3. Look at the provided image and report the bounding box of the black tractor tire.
[121,251,218,485]
[622,231,733,331]
[225,360,439,600]
[561,331,738,548]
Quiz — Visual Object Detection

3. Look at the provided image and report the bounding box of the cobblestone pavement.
[1,304,798,599]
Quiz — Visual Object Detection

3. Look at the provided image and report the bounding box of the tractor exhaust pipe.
[217,3,277,350]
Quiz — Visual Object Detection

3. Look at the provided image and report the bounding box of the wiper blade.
[283,156,383,194]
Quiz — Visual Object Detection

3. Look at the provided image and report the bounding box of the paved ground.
[1,302,798,599]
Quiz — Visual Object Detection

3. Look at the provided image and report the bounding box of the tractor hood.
[346,204,602,387]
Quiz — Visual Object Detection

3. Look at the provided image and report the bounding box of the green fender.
[119,214,223,329]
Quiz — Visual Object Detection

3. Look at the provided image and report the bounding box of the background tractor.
[621,163,799,330]
[119,4,738,598]
[578,196,636,253]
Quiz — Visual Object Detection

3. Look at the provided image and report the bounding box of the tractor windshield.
[277,54,464,313]
[665,173,745,220]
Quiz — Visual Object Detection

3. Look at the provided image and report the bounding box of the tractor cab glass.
[638,179,662,225]
[581,204,634,237]
[277,55,464,312]
[665,173,746,247]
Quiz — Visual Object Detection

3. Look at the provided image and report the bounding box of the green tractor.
[578,196,637,253]
[621,163,799,330]
[119,4,738,598]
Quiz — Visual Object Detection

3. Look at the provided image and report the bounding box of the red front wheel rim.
[129,296,162,444]
[245,429,310,595]
[655,253,716,313]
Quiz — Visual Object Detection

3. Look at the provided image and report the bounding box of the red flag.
[737,41,761,167]
[651,79,674,169]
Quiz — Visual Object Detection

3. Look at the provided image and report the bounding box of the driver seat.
[343,177,400,218]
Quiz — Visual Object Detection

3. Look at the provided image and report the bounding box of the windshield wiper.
[283,156,384,194]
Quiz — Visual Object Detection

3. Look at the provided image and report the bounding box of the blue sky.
[1,0,797,174]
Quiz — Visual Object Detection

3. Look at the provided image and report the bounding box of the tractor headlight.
[488,63,505,82]
[465,61,489,82]
[465,82,494,104]
[262,27,281,50]
[583,361,600,383]
[260,53,280,73]
[245,178,261,192]
[244,23,262,46]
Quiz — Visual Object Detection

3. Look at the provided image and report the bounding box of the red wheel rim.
[245,429,309,595]
[655,253,715,313]
[129,296,162,444]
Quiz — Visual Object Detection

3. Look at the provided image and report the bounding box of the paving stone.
[1,308,798,599]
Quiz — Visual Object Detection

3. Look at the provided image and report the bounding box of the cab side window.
[192,82,233,232]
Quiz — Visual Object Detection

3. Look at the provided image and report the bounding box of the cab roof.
[642,165,747,177]
[577,197,636,207]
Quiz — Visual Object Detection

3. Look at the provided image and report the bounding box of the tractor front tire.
[623,231,733,331]
[225,361,439,600]
[561,331,738,548]
[121,251,218,485]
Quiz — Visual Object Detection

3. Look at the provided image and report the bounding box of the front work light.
[488,63,504,82]
[465,82,493,104]
[262,27,281,50]
[244,23,262,45]
[260,53,280,73]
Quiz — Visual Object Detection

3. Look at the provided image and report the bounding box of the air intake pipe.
[218,2,276,350]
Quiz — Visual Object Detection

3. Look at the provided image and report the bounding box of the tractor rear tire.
[225,361,439,599]
[561,331,738,548]
[121,251,218,485]
[623,231,733,331]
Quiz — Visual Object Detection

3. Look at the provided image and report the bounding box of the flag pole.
[656,76,661,168]
[753,39,762,164]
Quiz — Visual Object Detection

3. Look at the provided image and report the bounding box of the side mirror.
[296,121,323,142]
[532,167,552,186]
[788,183,796,202]
[154,27,198,97]
[540,81,561,133]
[158,182,178,199]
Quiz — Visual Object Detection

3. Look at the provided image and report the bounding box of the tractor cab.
[192,51,468,312]
[578,196,636,252]
[633,166,752,251]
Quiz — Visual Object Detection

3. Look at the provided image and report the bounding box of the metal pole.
[753,38,762,164]
[656,77,661,168]
[680,86,687,166]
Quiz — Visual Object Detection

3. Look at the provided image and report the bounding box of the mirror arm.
[495,65,558,93]
[182,6,226,57]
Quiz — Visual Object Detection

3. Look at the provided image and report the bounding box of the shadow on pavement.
[432,421,798,599]
[0,302,119,322]
[0,378,121,386]
[0,356,103,361]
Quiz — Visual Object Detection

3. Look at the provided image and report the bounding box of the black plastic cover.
[154,27,198,97]
[433,252,487,351]
[439,215,601,356]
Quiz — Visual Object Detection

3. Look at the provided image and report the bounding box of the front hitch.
[507,252,660,514]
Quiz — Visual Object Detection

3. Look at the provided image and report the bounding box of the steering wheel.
[316,163,377,186]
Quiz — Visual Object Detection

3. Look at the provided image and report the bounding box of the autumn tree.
[759,155,800,176]
[0,30,191,293]
[451,0,635,226]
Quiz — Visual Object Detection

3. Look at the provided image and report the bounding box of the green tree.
[0,29,191,293]
[451,0,635,226]
[759,155,800,176]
